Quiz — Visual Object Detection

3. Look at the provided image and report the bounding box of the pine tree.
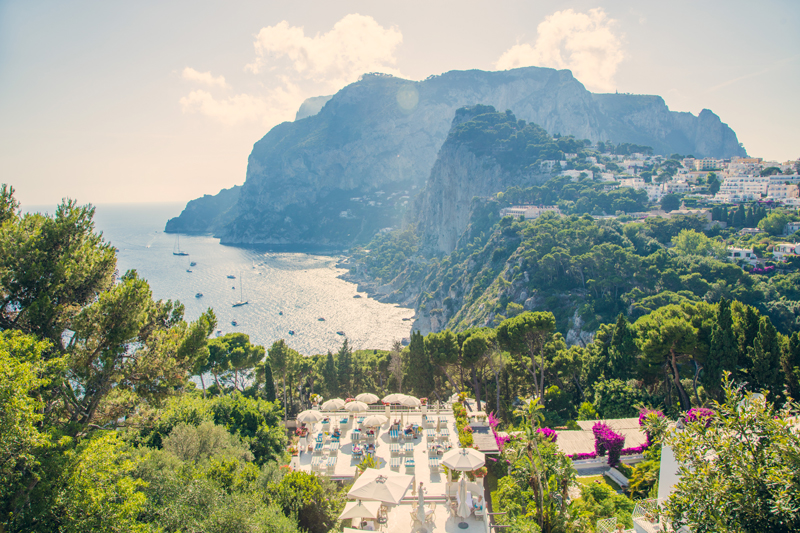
[608,313,636,380]
[322,351,337,398]
[781,332,800,399]
[738,306,760,378]
[701,298,738,398]
[747,316,783,397]
[336,338,352,397]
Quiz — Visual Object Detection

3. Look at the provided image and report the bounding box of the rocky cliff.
[169,66,746,245]
[165,185,240,234]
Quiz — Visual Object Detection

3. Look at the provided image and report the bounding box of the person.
[361,520,375,530]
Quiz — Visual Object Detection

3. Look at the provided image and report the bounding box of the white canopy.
[322,398,346,410]
[356,393,380,404]
[442,447,485,471]
[297,410,324,423]
[347,469,414,505]
[382,393,405,403]
[338,500,382,520]
[398,395,421,408]
[362,414,388,427]
[344,401,369,413]
[457,476,470,519]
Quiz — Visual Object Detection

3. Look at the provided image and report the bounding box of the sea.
[24,202,414,355]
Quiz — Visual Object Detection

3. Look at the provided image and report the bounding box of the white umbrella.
[417,482,426,525]
[322,398,346,410]
[356,393,380,404]
[457,476,470,520]
[399,395,421,408]
[362,414,388,427]
[338,500,381,520]
[382,393,405,403]
[442,447,485,471]
[347,469,414,505]
[344,401,369,413]
[297,410,324,423]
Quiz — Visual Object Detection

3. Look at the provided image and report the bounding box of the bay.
[24,202,414,354]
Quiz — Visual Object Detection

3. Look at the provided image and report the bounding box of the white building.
[785,221,800,235]
[663,180,691,195]
[500,205,562,220]
[773,243,800,261]
[695,158,721,171]
[716,176,769,202]
[727,247,759,266]
[561,169,593,180]
[767,183,799,200]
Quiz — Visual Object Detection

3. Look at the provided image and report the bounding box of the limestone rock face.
[170,67,746,245]
[165,185,240,234]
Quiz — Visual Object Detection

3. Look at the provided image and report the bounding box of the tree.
[58,432,149,533]
[701,298,738,398]
[272,471,343,533]
[607,313,637,380]
[268,340,292,421]
[707,172,721,195]
[321,351,337,398]
[460,329,494,410]
[781,332,800,399]
[255,360,276,402]
[336,338,352,397]
[664,374,800,532]
[405,331,434,397]
[207,333,264,392]
[747,316,783,397]
[387,340,404,393]
[660,194,681,212]
[758,211,791,236]
[424,330,460,393]
[671,229,725,259]
[497,312,557,403]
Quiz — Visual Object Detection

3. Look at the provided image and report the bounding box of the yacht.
[195,293,203,298]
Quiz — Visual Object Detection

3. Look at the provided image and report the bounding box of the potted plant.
[420,397,428,406]
[310,393,322,406]
[472,466,487,478]
[288,445,299,456]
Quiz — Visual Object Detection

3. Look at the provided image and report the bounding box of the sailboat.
[232,273,249,307]
[172,235,189,256]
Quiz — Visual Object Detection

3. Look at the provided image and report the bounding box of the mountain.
[164,185,241,234]
[166,66,746,245]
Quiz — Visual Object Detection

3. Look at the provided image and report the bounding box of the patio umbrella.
[417,482,426,526]
[297,410,324,423]
[356,393,380,404]
[338,500,381,520]
[382,393,405,403]
[344,401,369,413]
[399,395,421,408]
[442,447,485,472]
[457,476,470,521]
[362,414,388,427]
[347,468,414,505]
[322,398,346,410]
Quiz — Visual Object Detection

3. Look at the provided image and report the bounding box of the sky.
[1,0,798,206]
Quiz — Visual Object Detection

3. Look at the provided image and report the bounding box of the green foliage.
[569,481,634,530]
[664,374,800,532]
[592,379,651,419]
[576,402,599,421]
[271,471,343,533]
[671,229,725,259]
[758,211,791,236]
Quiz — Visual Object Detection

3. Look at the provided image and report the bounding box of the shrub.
[592,422,625,467]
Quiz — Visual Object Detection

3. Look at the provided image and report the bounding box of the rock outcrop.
[168,67,746,245]
[165,185,240,234]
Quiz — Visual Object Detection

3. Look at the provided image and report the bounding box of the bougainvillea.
[537,427,558,443]
[592,422,626,466]
[638,408,666,446]
[685,407,715,428]
[568,452,598,460]
[488,412,510,450]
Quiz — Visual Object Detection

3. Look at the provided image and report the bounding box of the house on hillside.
[500,205,561,220]
[772,243,800,261]
[727,247,759,266]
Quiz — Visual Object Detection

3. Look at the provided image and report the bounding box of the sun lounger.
[313,442,324,454]
[390,456,401,469]
[327,455,337,472]
[389,443,400,454]
[311,455,323,470]
[389,428,399,441]
[438,428,450,438]
[426,429,435,439]
[428,456,440,470]
[404,442,414,455]
[404,457,415,470]
[315,433,324,443]
[352,430,361,442]
[357,417,366,425]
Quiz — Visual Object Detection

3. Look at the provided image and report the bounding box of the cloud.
[496,8,624,92]
[180,14,403,126]
[181,67,229,88]
[245,14,403,89]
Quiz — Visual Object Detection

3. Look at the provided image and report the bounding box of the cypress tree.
[261,361,277,402]
[322,351,338,398]
[406,330,434,396]
[738,306,760,377]
[745,207,755,227]
[608,313,636,380]
[781,332,800,399]
[747,316,782,397]
[733,206,746,227]
[336,338,353,397]
[702,298,738,397]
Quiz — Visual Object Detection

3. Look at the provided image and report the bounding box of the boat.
[336,331,345,336]
[278,311,283,316]
[232,273,249,307]
[172,235,189,256]
[186,269,192,273]
[227,275,236,279]
[195,293,203,298]
[215,330,222,337]
[288,330,295,335]
[353,294,362,298]
[318,317,325,321]
[231,320,238,327]
[190,261,197,267]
